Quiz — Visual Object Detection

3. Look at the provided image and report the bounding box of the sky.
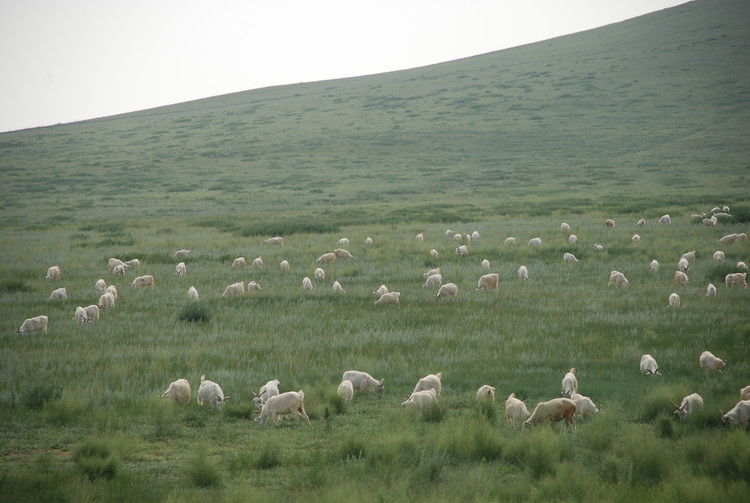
[0,0,690,133]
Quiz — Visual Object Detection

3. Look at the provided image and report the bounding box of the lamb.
[98,292,116,310]
[412,372,442,397]
[561,368,578,398]
[373,284,388,297]
[84,304,100,321]
[131,275,155,287]
[699,351,726,373]
[725,272,747,288]
[365,237,373,246]
[314,267,325,280]
[45,265,61,280]
[222,281,244,297]
[124,258,141,269]
[505,393,531,423]
[568,234,578,245]
[336,237,349,246]
[464,233,472,243]
[251,257,263,269]
[570,391,599,418]
[524,398,577,431]
[713,251,725,263]
[658,214,671,224]
[316,252,336,263]
[162,378,191,404]
[480,259,490,269]
[247,281,261,291]
[334,248,354,259]
[337,380,354,401]
[476,385,495,404]
[424,268,441,279]
[105,285,117,300]
[563,253,579,263]
[718,233,739,244]
[253,379,280,409]
[429,249,439,260]
[197,375,229,410]
[518,265,529,281]
[95,278,107,294]
[376,292,400,304]
[738,261,748,270]
[332,281,345,293]
[650,259,660,272]
[436,282,458,300]
[75,306,88,324]
[668,292,681,308]
[256,391,310,426]
[188,285,199,299]
[49,287,67,301]
[702,217,717,228]
[673,393,703,420]
[528,237,542,247]
[740,386,750,401]
[173,249,190,259]
[342,370,384,393]
[422,274,443,289]
[231,257,246,268]
[16,315,48,336]
[303,277,314,291]
[476,273,499,291]
[263,236,284,246]
[280,260,290,271]
[175,262,186,277]
[113,264,127,278]
[593,244,604,253]
[402,389,438,413]
[415,233,424,242]
[677,258,689,272]
[471,231,480,241]
[453,233,463,243]
[605,219,615,228]
[608,270,629,287]
[640,354,660,376]
[682,251,696,263]
[445,229,454,238]
[561,222,570,233]
[455,245,469,257]
[636,218,645,227]
[504,237,518,245]
[632,234,641,243]
[721,400,750,428]
[706,283,716,298]
[108,258,125,271]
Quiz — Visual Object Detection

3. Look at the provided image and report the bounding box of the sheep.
[706,283,716,298]
[231,257,246,268]
[247,281,261,291]
[476,273,499,291]
[280,260,290,271]
[334,248,354,259]
[124,258,141,269]
[699,351,726,373]
[504,237,518,245]
[674,271,689,286]
[658,214,672,224]
[568,234,578,245]
[673,393,703,420]
[402,389,438,413]
[336,237,349,246]
[75,306,88,324]
[373,284,388,297]
[365,237,373,246]
[445,229,454,238]
[505,393,531,423]
[570,391,599,418]
[131,275,155,287]
[98,292,116,310]
[84,304,100,321]
[332,281,345,293]
[640,354,660,376]
[678,258,689,272]
[106,284,117,300]
[636,218,645,227]
[162,378,191,404]
[49,287,67,301]
[632,234,641,243]
[718,233,739,244]
[253,379,280,409]
[702,217,717,228]
[436,282,458,300]
[593,244,604,253]
[713,250,725,263]
[668,292,681,308]
[303,277,314,291]
[739,233,748,241]
[197,375,229,410]
[108,258,125,271]
[464,233,472,243]
[561,368,578,398]
[528,237,542,247]
[188,285,199,299]
[740,386,750,401]
[423,274,442,289]
[561,222,570,233]
[524,398,577,431]
[480,259,490,269]
[605,219,615,228]
[16,315,48,336]
[314,267,325,280]
[424,268,441,279]
[342,370,384,393]
[721,400,750,428]
[608,270,629,287]
[173,249,190,259]
[650,259,660,272]
[682,251,696,263]
[518,265,529,281]
[43,265,60,280]
[429,249,439,260]
[113,264,126,278]
[563,253,579,264]
[725,272,747,288]
[738,261,748,270]
[476,385,495,404]
[222,281,244,297]
[456,245,469,257]
[316,252,336,263]
[175,262,186,277]
[251,257,263,269]
[412,372,442,397]
[95,278,106,294]
[337,380,354,401]
[376,292,400,304]
[415,233,424,242]
[255,391,310,426]
[471,231,480,241]
[454,233,463,243]
[263,236,283,246]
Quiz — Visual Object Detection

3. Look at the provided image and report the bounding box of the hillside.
[1,0,748,232]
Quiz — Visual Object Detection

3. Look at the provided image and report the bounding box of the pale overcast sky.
[0,0,689,132]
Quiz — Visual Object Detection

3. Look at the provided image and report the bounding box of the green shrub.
[44,394,85,426]
[146,396,177,439]
[341,437,366,461]
[73,438,120,481]
[421,401,445,423]
[442,419,503,462]
[255,444,282,470]
[23,385,62,410]
[177,301,211,322]
[184,453,221,488]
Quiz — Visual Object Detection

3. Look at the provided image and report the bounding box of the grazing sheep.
[456,245,469,257]
[668,292,681,308]
[725,272,747,288]
[471,231,480,242]
[706,283,716,298]
[605,219,615,228]
[570,391,599,418]
[253,379,280,409]
[402,389,438,413]
[593,244,604,253]
[75,306,88,324]
[429,249,439,260]
[302,277,314,291]
[674,271,689,286]
[84,304,100,321]
[173,249,190,259]
[337,380,354,401]
[524,398,577,431]
[231,257,246,268]
[678,258,690,272]
[504,237,518,245]
[45,265,61,280]
[636,218,645,227]
[561,368,578,398]
[682,251,696,263]
[658,214,671,224]
[222,281,244,297]
[105,285,117,300]
[373,284,388,297]
[423,268,441,279]
[108,258,125,271]
[95,279,106,294]
[608,270,629,287]
[99,292,116,310]
[113,264,126,278]
[423,273,442,289]
[16,315,48,336]
[740,386,750,401]
[738,261,748,270]
[247,281,261,291]
[316,252,336,264]
[342,370,384,393]
[336,237,349,246]
[528,237,542,247]
[124,258,140,269]
[718,233,739,244]
[702,217,717,228]
[476,273,499,291]
[505,393,531,423]
[563,253,579,264]
[445,229,454,238]
[376,292,400,304]
[561,222,570,233]
[314,267,325,280]
[280,259,290,271]
[632,234,641,243]
[263,237,284,246]
[699,351,726,373]
[436,282,458,300]
[674,393,703,420]
[464,233,472,243]
[332,281,345,293]
[650,259,660,272]
[480,259,490,269]
[640,354,660,376]
[568,234,578,245]
[49,287,67,301]
[518,265,529,281]
[131,275,155,287]
[162,378,191,404]
[175,262,186,277]
[188,285,199,299]
[713,250,725,263]
[454,233,463,243]
[412,373,442,397]
[251,257,263,269]
[334,248,354,259]
[721,400,750,428]
[365,237,373,246]
[476,385,495,404]
[415,233,424,242]
[197,375,229,410]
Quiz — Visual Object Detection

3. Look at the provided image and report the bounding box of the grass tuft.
[73,438,120,481]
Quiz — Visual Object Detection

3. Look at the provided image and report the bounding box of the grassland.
[1,0,749,501]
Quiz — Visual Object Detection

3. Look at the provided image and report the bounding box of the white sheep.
[314,267,325,280]
[725,272,747,287]
[231,257,246,268]
[337,380,354,401]
[99,292,116,309]
[682,251,696,263]
[105,284,117,300]
[593,244,604,253]
[570,391,599,418]
[528,237,542,247]
[436,282,458,300]
[280,260,290,271]
[563,253,579,264]
[476,273,499,291]
[84,304,100,321]
[222,281,244,297]
[197,375,229,410]
[162,378,191,404]
[175,262,186,277]
[337,237,349,246]
[365,237,373,246]
[373,284,388,297]
[332,281,345,293]
[124,258,140,269]
[712,251,725,263]
[131,275,155,287]
[49,287,67,301]
[706,283,716,298]
[316,252,336,264]
[455,245,469,257]
[342,370,384,393]
[673,271,689,286]
[113,264,126,278]
[561,222,570,233]
[518,265,529,281]
[251,257,263,269]
[16,315,48,336]
[632,234,641,243]
[247,281,261,291]
[504,237,518,245]
[561,368,578,397]
[173,249,190,259]
[673,393,703,420]
[480,259,490,269]
[699,351,726,373]
[263,237,284,246]
[423,274,442,289]
[253,379,280,409]
[334,248,354,259]
[740,386,750,401]
[402,389,438,413]
[703,217,717,228]
[677,257,689,272]
[74,306,88,324]
[256,391,310,426]
[605,219,615,228]
[636,218,645,227]
[718,233,739,244]
[668,292,681,308]
[412,372,442,397]
[376,292,400,304]
[45,265,61,280]
[608,270,629,287]
[471,231,480,241]
[108,258,125,271]
[524,398,577,431]
[415,233,424,242]
[188,286,199,299]
[505,393,531,423]
[640,354,660,376]
[303,277,314,291]
[429,249,439,260]
[476,385,495,404]
[95,278,106,294]
[568,234,578,245]
[423,267,441,279]
[650,259,660,272]
[658,214,671,224]
[738,261,748,270]
[721,400,750,428]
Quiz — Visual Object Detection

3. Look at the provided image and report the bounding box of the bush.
[44,394,85,426]
[177,301,211,322]
[184,453,221,488]
[255,444,282,470]
[73,438,120,481]
[23,385,62,410]
[146,396,177,439]
[341,437,366,461]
